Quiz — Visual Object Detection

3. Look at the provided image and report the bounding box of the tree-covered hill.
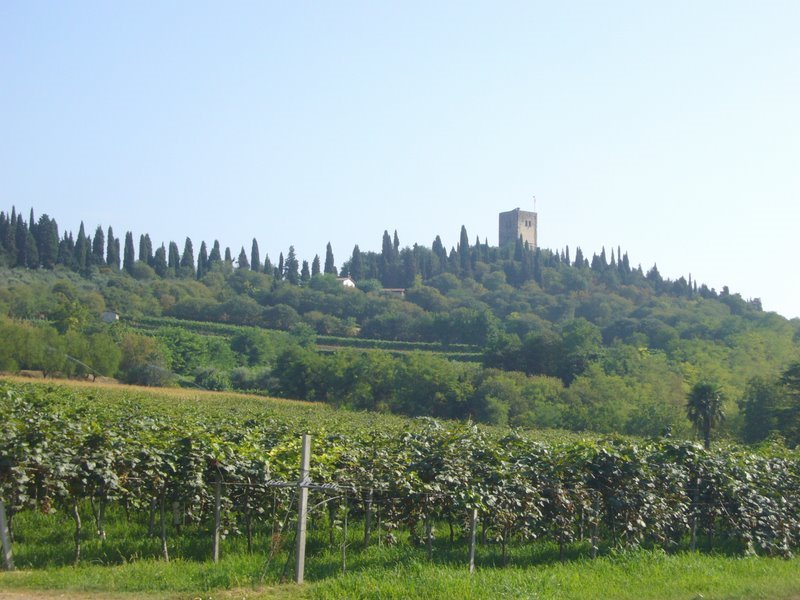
[0,207,798,444]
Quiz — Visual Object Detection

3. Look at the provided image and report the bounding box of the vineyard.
[1,379,799,587]
[129,315,483,361]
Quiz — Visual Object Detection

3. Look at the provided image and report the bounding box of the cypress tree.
[350,245,363,281]
[276,252,284,280]
[0,213,6,259]
[459,225,470,274]
[15,217,28,267]
[284,246,299,284]
[381,230,393,262]
[36,214,59,269]
[402,249,417,286]
[73,223,88,272]
[168,241,180,276]
[324,242,336,275]
[380,231,394,286]
[237,247,249,269]
[224,247,232,263]
[2,210,16,258]
[431,235,446,274]
[301,260,310,283]
[154,244,168,277]
[123,232,136,274]
[574,247,585,268]
[250,239,260,272]
[56,232,75,269]
[91,226,105,266]
[263,253,273,275]
[114,237,120,269]
[153,244,168,277]
[106,227,120,269]
[209,240,222,265]
[28,209,37,256]
[57,232,74,267]
[311,255,321,276]
[621,252,631,274]
[197,241,208,279]
[180,238,195,277]
[139,234,154,265]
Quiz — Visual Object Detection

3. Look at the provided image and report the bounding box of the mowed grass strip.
[3,552,800,600]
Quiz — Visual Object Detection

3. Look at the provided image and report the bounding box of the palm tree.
[686,381,725,449]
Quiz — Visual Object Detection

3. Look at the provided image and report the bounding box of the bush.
[194,367,231,391]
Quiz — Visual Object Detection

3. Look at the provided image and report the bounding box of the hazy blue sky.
[2,2,798,318]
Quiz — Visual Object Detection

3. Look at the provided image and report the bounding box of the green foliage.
[687,381,725,449]
[119,333,173,386]
[2,378,800,584]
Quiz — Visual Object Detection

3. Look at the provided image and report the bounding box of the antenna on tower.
[533,195,537,212]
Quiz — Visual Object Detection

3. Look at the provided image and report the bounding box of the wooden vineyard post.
[468,508,478,573]
[0,499,13,571]
[591,494,599,559]
[295,434,311,584]
[213,472,222,563]
[341,492,348,574]
[363,488,373,549]
[425,512,433,561]
[690,476,700,552]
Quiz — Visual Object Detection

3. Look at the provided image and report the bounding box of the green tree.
[350,245,363,281]
[119,333,172,386]
[180,237,195,277]
[167,241,180,276]
[208,240,222,267]
[91,226,105,266]
[2,209,17,261]
[458,225,470,275]
[276,252,284,280]
[740,376,784,444]
[324,242,336,275]
[284,246,299,284]
[15,217,28,267]
[237,247,249,270]
[106,227,119,269]
[311,255,320,276]
[123,232,135,274]
[36,214,59,269]
[138,233,153,265]
[196,241,208,279]
[250,239,260,272]
[153,244,168,277]
[686,381,725,449]
[74,222,89,272]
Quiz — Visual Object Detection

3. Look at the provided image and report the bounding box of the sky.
[1,1,798,319]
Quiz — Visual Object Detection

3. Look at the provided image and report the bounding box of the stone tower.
[499,208,537,248]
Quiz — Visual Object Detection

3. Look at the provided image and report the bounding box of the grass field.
[3,547,800,599]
